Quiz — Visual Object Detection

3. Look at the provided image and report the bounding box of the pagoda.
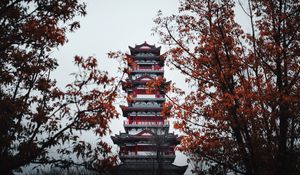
[111,42,187,175]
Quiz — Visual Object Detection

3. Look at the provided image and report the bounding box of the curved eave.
[121,106,163,116]
[112,134,180,144]
[135,42,156,48]
[129,46,161,55]
[131,55,160,60]
[129,42,161,54]
[125,53,134,60]
[130,56,165,66]
[131,70,164,74]
[133,60,165,66]
[124,123,169,129]
[133,97,165,102]
[120,154,176,161]
[111,135,122,145]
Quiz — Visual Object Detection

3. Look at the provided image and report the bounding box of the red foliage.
[154,0,300,174]
[0,0,118,174]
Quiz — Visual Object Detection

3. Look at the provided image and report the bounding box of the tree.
[154,0,300,174]
[0,1,119,174]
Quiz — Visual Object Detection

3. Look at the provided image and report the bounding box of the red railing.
[124,120,169,126]
[130,67,163,71]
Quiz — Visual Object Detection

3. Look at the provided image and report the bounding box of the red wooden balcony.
[124,120,169,128]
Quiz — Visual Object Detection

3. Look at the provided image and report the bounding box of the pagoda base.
[110,162,187,175]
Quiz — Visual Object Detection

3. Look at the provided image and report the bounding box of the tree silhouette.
[154,0,300,174]
[0,1,119,174]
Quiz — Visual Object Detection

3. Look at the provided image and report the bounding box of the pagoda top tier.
[129,42,161,55]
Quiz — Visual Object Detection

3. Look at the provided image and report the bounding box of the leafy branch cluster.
[154,0,300,174]
[0,0,120,174]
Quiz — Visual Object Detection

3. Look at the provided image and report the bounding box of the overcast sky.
[51,1,251,174]
[52,0,184,92]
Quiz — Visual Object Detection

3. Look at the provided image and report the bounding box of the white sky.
[52,0,185,90]
[51,0,251,174]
